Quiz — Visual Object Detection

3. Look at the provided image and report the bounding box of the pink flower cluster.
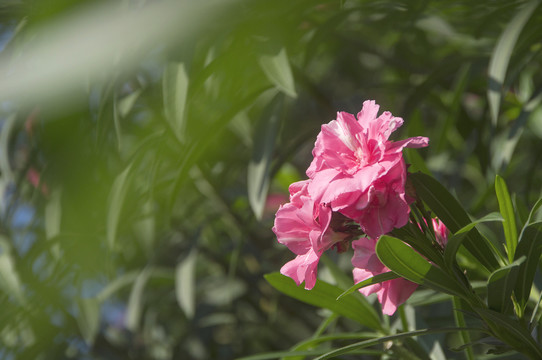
[273,100,432,315]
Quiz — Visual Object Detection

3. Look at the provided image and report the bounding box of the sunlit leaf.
[44,188,62,240]
[337,272,399,300]
[487,0,540,125]
[265,272,382,331]
[313,328,477,360]
[163,62,189,142]
[248,94,282,220]
[376,235,467,298]
[96,270,139,303]
[0,0,236,113]
[125,267,151,332]
[495,175,518,262]
[114,89,142,150]
[175,248,197,319]
[0,114,16,182]
[259,48,297,98]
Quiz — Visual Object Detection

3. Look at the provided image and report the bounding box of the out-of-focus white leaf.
[45,188,61,240]
[0,115,16,183]
[247,95,282,220]
[163,62,189,142]
[259,48,297,98]
[175,249,198,319]
[0,0,236,114]
[125,267,151,332]
[76,298,100,346]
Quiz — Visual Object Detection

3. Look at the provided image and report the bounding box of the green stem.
[452,297,475,360]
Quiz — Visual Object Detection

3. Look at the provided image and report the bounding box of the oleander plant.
[0,0,542,359]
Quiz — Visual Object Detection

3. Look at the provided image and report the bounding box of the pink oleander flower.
[432,218,448,247]
[351,238,418,315]
[306,100,428,239]
[272,180,347,289]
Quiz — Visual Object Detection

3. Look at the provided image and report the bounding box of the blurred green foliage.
[0,0,541,359]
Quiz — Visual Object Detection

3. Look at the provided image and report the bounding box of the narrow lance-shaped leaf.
[45,188,62,240]
[486,258,523,313]
[247,94,282,220]
[265,272,382,331]
[113,88,142,151]
[163,62,189,142]
[376,235,467,299]
[337,272,399,300]
[313,327,477,360]
[106,163,133,250]
[0,114,16,183]
[474,307,542,359]
[495,175,518,262]
[519,197,542,239]
[259,48,297,98]
[410,172,500,271]
[514,223,542,309]
[444,212,503,267]
[175,249,197,319]
[487,0,540,126]
[125,267,151,332]
[0,237,25,305]
[76,298,100,346]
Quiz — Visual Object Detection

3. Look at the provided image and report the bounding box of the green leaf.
[163,62,189,142]
[175,249,197,319]
[237,350,334,360]
[287,331,379,359]
[114,89,142,151]
[96,270,139,303]
[487,0,540,126]
[495,175,518,262]
[76,298,100,346]
[337,272,399,300]
[376,236,466,298]
[125,267,151,332]
[520,197,542,234]
[514,223,542,308]
[444,212,504,267]
[410,172,500,271]
[106,163,133,250]
[313,328,477,360]
[45,188,62,240]
[452,297,475,360]
[265,272,382,331]
[0,238,25,305]
[404,147,431,176]
[0,114,16,183]
[487,258,523,313]
[247,94,282,220]
[259,48,297,98]
[474,307,542,358]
